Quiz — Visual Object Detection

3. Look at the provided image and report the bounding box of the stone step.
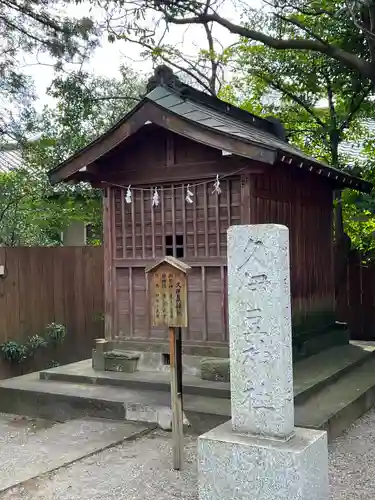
[0,417,150,493]
[38,343,375,404]
[39,359,231,399]
[0,343,374,439]
[0,372,231,435]
[295,356,375,440]
[294,342,375,404]
[1,352,375,439]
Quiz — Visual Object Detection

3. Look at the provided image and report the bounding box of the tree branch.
[0,192,29,225]
[203,21,218,94]
[2,0,64,33]
[90,95,140,102]
[161,10,375,81]
[324,73,337,129]
[339,84,373,132]
[254,72,326,128]
[110,25,216,94]
[0,15,54,51]
[266,3,330,46]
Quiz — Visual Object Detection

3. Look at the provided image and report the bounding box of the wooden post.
[145,256,191,471]
[169,326,183,470]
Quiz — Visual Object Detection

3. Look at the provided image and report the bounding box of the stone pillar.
[228,224,293,438]
[92,338,109,371]
[198,224,328,500]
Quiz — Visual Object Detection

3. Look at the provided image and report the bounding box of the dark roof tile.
[146,86,372,193]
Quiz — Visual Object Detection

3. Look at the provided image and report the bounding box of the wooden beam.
[201,266,207,341]
[129,267,134,336]
[221,265,227,342]
[101,161,265,191]
[171,186,176,252]
[131,192,136,258]
[114,257,226,267]
[103,188,113,340]
[151,187,156,258]
[111,192,118,337]
[203,187,209,257]
[215,189,220,256]
[226,179,232,228]
[147,104,276,166]
[166,132,174,166]
[49,103,153,184]
[193,185,198,257]
[182,185,187,258]
[240,174,251,224]
[141,189,145,258]
[121,189,126,259]
[161,186,166,255]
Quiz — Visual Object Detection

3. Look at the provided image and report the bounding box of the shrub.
[0,323,67,364]
[45,323,66,345]
[1,341,28,363]
[27,334,48,354]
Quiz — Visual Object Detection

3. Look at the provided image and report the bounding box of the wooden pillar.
[103,188,114,340]
[240,174,251,224]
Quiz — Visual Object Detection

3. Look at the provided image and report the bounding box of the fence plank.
[0,247,104,357]
[337,251,375,341]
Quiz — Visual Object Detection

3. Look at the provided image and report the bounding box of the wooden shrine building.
[49,66,372,360]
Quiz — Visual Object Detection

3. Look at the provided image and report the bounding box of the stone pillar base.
[198,421,328,500]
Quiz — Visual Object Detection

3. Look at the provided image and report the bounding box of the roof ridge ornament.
[146,65,184,93]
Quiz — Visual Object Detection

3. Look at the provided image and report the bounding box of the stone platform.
[199,421,328,500]
[0,342,374,438]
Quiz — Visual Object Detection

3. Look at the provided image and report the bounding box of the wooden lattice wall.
[101,126,335,347]
[111,177,241,343]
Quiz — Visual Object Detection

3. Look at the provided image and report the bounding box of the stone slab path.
[0,414,150,494]
[1,409,375,499]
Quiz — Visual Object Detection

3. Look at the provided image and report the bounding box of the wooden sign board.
[146,257,190,328]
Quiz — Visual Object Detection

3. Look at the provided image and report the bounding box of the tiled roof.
[146,86,372,192]
[0,147,23,172]
[339,120,375,165]
[47,77,373,192]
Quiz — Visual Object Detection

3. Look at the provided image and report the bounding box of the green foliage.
[0,164,102,246]
[45,323,66,346]
[120,0,375,84]
[1,341,28,364]
[92,312,105,323]
[88,0,375,256]
[36,66,145,165]
[27,335,48,354]
[48,360,60,369]
[0,323,66,364]
[218,13,375,257]
[230,24,373,167]
[0,0,98,142]
[0,67,144,246]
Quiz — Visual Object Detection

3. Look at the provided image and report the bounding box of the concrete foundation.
[92,348,202,377]
[198,420,328,500]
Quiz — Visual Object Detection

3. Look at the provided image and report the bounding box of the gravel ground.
[0,413,55,446]
[329,409,375,499]
[3,409,375,499]
[1,430,198,500]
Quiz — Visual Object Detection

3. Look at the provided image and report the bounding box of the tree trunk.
[330,133,351,319]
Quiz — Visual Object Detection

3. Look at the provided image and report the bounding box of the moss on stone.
[201,358,230,382]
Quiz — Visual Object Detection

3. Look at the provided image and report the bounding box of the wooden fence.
[337,252,375,340]
[0,246,104,375]
[0,245,373,379]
